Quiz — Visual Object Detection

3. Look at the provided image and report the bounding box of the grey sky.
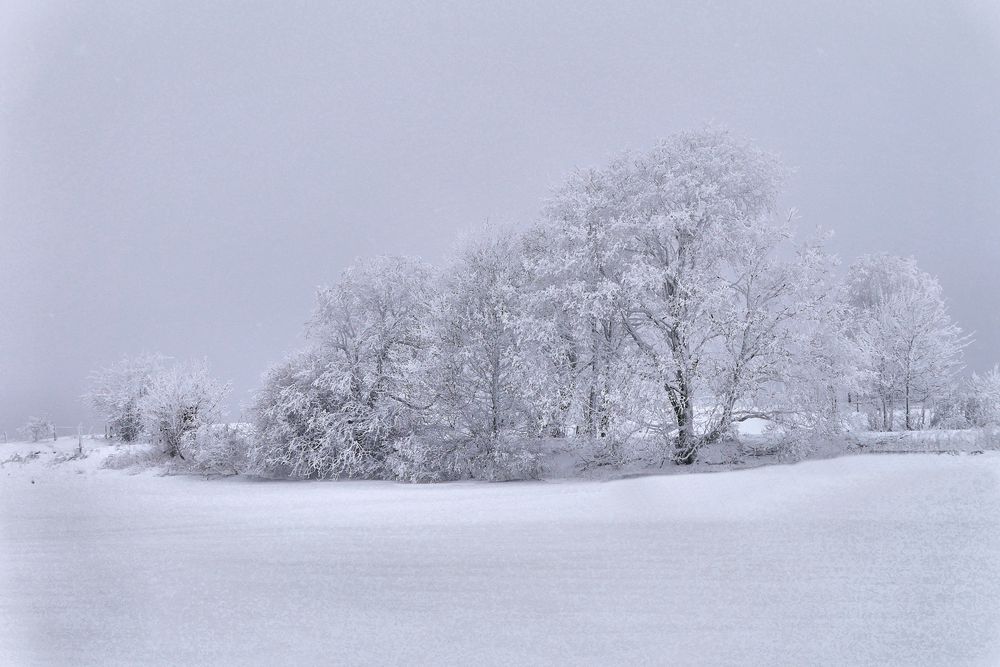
[2,0,999,432]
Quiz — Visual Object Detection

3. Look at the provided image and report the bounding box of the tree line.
[83,129,993,480]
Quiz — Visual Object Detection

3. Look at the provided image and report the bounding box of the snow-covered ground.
[2,440,999,665]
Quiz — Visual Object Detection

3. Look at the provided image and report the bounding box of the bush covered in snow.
[102,444,168,471]
[249,257,433,479]
[385,436,467,483]
[184,424,252,475]
[465,438,542,482]
[141,360,230,460]
[386,435,541,483]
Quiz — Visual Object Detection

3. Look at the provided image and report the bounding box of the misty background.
[2,0,999,433]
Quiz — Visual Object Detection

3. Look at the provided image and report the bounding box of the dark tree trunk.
[904,384,912,431]
[668,380,697,465]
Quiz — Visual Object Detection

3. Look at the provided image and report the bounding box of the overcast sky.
[2,0,999,432]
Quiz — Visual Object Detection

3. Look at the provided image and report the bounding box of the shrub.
[102,444,167,471]
[465,439,541,481]
[387,435,541,483]
[250,340,423,480]
[185,424,252,475]
[386,436,466,483]
[141,361,230,459]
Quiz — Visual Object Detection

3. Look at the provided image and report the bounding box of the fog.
[2,0,999,432]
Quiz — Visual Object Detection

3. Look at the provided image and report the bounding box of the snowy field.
[2,441,1000,666]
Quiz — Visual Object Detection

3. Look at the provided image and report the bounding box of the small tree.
[423,230,536,442]
[86,354,165,442]
[844,254,968,431]
[968,365,1000,427]
[410,229,545,479]
[22,416,54,443]
[251,347,358,478]
[141,361,229,459]
[524,208,639,449]
[187,423,252,475]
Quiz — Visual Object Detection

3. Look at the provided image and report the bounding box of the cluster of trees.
[87,355,230,463]
[246,129,972,479]
[87,129,980,480]
[930,365,1000,429]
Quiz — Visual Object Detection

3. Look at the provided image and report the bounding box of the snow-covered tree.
[422,229,537,442]
[21,415,54,443]
[86,353,165,442]
[187,423,252,475]
[968,365,1000,427]
[252,256,433,478]
[535,129,843,463]
[307,255,434,453]
[844,254,967,431]
[699,234,856,441]
[525,175,643,449]
[251,347,349,478]
[141,360,229,459]
[929,366,1000,430]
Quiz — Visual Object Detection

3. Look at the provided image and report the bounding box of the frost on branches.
[844,253,967,431]
[968,366,1000,427]
[87,355,234,466]
[424,231,535,441]
[86,353,165,442]
[532,129,849,463]
[251,256,434,479]
[412,230,543,479]
[141,360,230,459]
